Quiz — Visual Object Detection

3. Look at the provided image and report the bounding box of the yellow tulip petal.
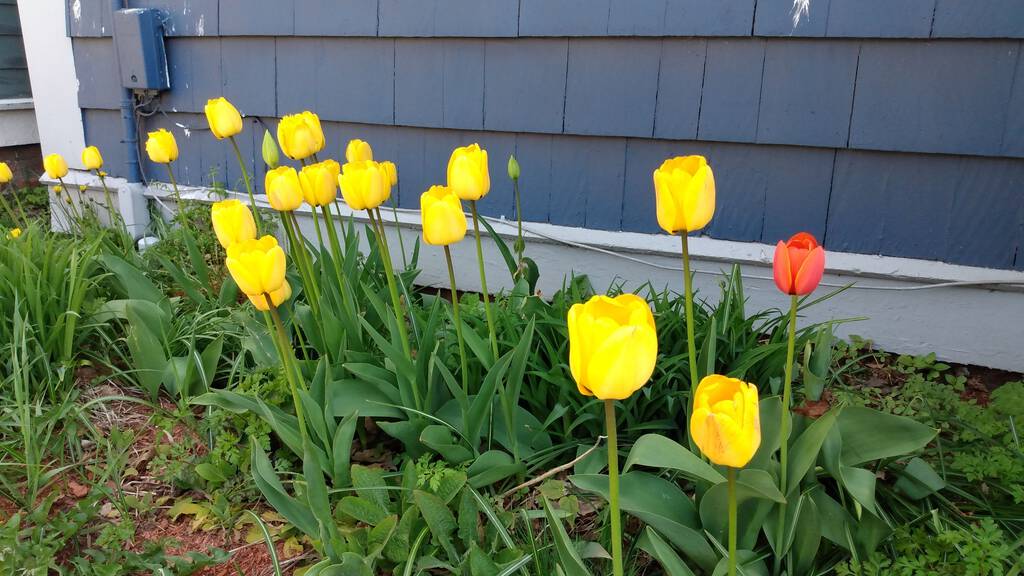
[584,324,658,400]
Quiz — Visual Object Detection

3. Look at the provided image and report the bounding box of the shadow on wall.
[0,144,42,187]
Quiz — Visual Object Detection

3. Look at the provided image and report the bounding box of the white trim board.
[17,0,87,164]
[45,172,1024,372]
[0,99,39,147]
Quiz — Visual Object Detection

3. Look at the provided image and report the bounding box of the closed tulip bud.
[44,154,69,179]
[420,185,467,246]
[690,375,761,468]
[345,139,373,163]
[447,143,490,201]
[299,159,341,207]
[205,97,243,140]
[507,154,520,181]
[338,160,390,211]
[0,162,12,183]
[248,280,292,311]
[262,129,280,169]
[277,111,324,161]
[81,146,104,171]
[7,228,21,239]
[265,166,304,212]
[380,160,398,187]
[654,155,715,234]
[211,199,257,249]
[225,235,287,297]
[567,294,658,400]
[773,232,825,296]
[145,129,179,164]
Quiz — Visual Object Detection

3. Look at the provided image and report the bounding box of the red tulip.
[773,232,825,296]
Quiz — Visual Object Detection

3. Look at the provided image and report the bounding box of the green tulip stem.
[310,204,326,251]
[7,181,29,225]
[728,467,738,576]
[681,233,700,404]
[0,183,22,227]
[390,198,409,269]
[281,212,321,317]
[774,294,799,573]
[366,208,413,362]
[264,298,308,444]
[513,177,524,269]
[469,201,499,359]
[604,399,624,576]
[164,164,183,220]
[55,177,83,225]
[320,204,352,315]
[229,135,264,233]
[444,245,470,396]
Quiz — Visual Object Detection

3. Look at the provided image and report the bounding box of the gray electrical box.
[112,8,170,91]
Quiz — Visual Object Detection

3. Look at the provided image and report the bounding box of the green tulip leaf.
[637,527,697,576]
[624,434,725,485]
[836,407,937,466]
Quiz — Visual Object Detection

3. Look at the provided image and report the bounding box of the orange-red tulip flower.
[773,232,825,296]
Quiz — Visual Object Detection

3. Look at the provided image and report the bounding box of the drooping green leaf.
[624,434,725,485]
[542,498,591,576]
[836,407,937,466]
[414,489,459,563]
[637,527,696,576]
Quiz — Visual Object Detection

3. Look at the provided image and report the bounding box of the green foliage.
[836,518,1016,576]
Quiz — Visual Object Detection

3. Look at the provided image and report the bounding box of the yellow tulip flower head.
[567,294,658,400]
[210,199,257,250]
[277,111,324,161]
[265,166,304,212]
[345,139,374,163]
[145,129,179,164]
[654,155,715,234]
[299,159,341,207]
[225,235,287,298]
[447,143,490,201]
[248,280,292,311]
[338,160,390,211]
[381,160,398,187]
[43,154,69,179]
[690,375,761,468]
[0,162,12,183]
[420,185,467,246]
[81,146,104,171]
[205,97,243,140]
[7,228,21,239]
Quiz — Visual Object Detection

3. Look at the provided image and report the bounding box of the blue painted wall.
[68,0,1024,270]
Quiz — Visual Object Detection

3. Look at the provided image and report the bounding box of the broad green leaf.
[352,465,391,514]
[542,499,591,576]
[329,378,404,419]
[249,439,317,537]
[332,411,359,487]
[894,457,946,500]
[624,434,725,485]
[710,550,768,576]
[339,496,389,525]
[467,450,524,488]
[837,407,937,466]
[786,407,839,490]
[421,425,474,464]
[789,494,821,576]
[637,527,696,576]
[414,490,458,563]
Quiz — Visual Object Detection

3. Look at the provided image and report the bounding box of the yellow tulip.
[81,146,104,170]
[447,143,490,201]
[145,129,179,164]
[211,199,257,249]
[567,294,658,400]
[0,162,11,183]
[248,280,292,311]
[345,139,373,163]
[338,160,390,211]
[277,111,324,161]
[299,159,341,207]
[225,235,287,297]
[43,154,69,179]
[265,166,304,212]
[205,97,243,140]
[381,160,398,187]
[654,155,715,234]
[690,375,761,468]
[420,185,467,246]
[7,228,21,239]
